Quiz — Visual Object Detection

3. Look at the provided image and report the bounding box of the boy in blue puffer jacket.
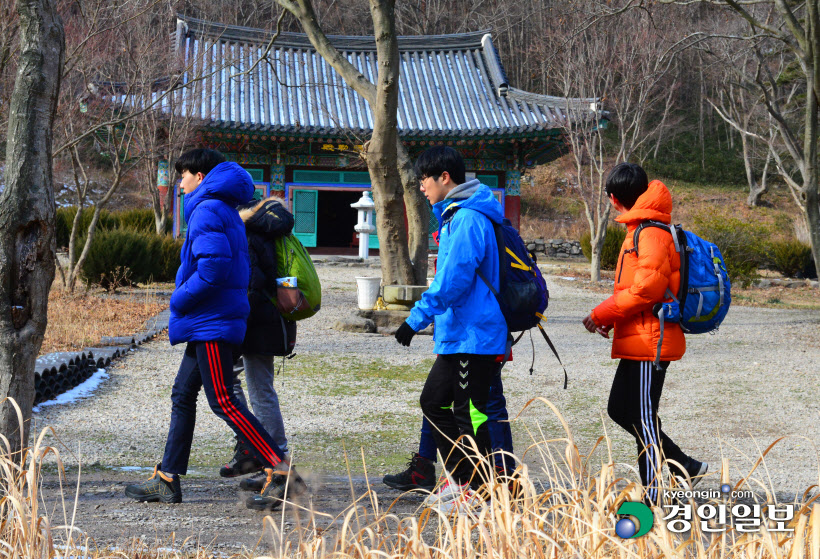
[394,146,508,514]
[124,149,305,511]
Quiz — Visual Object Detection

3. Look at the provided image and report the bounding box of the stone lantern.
[351,191,376,259]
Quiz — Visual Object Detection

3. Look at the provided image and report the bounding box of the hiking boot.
[495,465,524,501]
[382,453,435,492]
[422,478,470,507]
[240,471,275,492]
[425,483,490,517]
[245,467,308,511]
[219,439,263,478]
[124,464,182,504]
[673,458,708,491]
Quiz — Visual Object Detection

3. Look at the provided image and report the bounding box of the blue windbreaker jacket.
[406,181,507,355]
[169,162,255,345]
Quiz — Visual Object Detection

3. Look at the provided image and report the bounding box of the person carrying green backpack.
[219,195,320,507]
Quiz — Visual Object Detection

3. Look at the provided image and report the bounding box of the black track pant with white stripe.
[607,359,690,504]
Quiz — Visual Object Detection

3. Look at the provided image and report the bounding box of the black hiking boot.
[219,439,263,478]
[382,453,435,492]
[245,467,308,511]
[240,471,272,492]
[124,464,182,503]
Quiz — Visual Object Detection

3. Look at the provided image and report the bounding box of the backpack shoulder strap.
[632,220,671,258]
[452,207,505,294]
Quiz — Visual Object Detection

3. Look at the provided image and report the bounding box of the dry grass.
[42,288,166,354]
[520,162,587,241]
[544,259,820,310]
[5,397,820,558]
[520,158,802,243]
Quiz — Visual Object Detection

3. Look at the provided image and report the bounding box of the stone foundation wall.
[524,238,583,259]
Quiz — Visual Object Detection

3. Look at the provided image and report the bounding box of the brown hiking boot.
[245,467,307,511]
[124,464,182,504]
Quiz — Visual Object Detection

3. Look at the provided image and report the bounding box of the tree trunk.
[0,0,64,451]
[274,0,428,285]
[69,205,105,292]
[747,147,770,207]
[397,142,430,285]
[589,224,607,283]
[366,0,414,286]
[739,133,766,207]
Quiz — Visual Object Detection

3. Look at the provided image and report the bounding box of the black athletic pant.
[607,359,689,504]
[420,353,499,486]
[161,341,287,475]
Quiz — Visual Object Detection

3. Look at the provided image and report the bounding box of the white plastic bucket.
[356,277,381,310]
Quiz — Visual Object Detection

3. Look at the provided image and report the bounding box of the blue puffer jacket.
[406,180,507,355]
[169,162,255,345]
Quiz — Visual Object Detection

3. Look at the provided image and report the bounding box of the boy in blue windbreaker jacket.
[394,146,508,514]
[124,149,305,511]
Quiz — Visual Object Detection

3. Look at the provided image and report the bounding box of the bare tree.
[59,116,142,292]
[54,0,217,287]
[54,0,173,291]
[0,0,63,450]
[550,4,689,281]
[708,46,776,206]
[667,0,820,276]
[271,0,429,285]
[134,95,199,235]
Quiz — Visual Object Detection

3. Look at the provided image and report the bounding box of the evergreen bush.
[159,236,183,281]
[580,226,627,270]
[55,207,118,248]
[767,239,816,279]
[81,229,179,289]
[691,214,770,287]
[117,208,157,233]
[56,207,171,248]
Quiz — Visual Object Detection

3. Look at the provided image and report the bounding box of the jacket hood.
[239,196,294,238]
[434,181,504,225]
[615,179,673,227]
[184,162,255,221]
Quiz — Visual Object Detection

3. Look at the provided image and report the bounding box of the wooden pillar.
[157,159,170,209]
[504,169,521,230]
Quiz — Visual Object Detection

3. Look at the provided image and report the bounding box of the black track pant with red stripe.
[161,341,285,475]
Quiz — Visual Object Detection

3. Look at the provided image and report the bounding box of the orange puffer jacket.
[590,180,686,362]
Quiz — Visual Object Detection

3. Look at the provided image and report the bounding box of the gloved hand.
[395,321,416,347]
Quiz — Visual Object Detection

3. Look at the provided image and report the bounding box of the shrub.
[580,226,627,270]
[691,214,770,287]
[56,207,172,248]
[55,207,118,248]
[81,229,166,289]
[159,236,183,281]
[767,239,816,278]
[117,208,158,233]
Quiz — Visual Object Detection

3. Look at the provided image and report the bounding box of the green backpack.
[270,234,322,321]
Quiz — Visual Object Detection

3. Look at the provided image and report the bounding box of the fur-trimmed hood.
[238,196,294,238]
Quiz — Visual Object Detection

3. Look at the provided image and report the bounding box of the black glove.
[395,321,416,347]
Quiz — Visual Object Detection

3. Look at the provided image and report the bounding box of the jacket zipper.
[617,248,636,283]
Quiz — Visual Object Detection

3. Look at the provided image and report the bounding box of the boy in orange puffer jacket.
[582,163,707,506]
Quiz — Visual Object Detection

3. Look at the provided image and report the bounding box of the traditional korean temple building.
[170,16,593,250]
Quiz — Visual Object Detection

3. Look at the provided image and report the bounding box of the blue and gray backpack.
[476,217,568,388]
[633,221,731,368]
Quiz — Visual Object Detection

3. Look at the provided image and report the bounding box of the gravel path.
[32,260,820,551]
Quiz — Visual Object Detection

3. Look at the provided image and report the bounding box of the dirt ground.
[38,468,427,555]
[34,261,820,555]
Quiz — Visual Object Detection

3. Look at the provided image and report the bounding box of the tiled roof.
[172,16,595,138]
